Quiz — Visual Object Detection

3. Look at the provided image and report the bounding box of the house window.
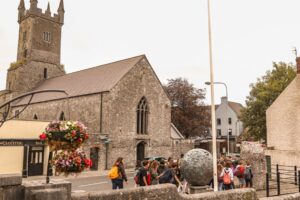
[59,111,65,121]
[44,68,48,79]
[15,110,20,119]
[43,32,51,42]
[34,114,38,120]
[137,97,148,134]
[217,118,221,125]
[228,129,232,136]
[228,118,232,125]
[217,129,221,136]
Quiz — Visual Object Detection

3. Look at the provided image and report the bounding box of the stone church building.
[0,0,191,174]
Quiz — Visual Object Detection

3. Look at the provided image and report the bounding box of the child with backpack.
[220,161,234,190]
[244,161,253,188]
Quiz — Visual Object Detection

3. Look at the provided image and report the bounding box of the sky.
[1,0,300,105]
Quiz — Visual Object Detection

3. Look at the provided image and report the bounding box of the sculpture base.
[189,185,211,194]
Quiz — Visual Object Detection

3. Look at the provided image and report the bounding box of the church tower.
[6,0,66,93]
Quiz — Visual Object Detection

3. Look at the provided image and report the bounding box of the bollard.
[266,172,269,197]
[277,171,280,196]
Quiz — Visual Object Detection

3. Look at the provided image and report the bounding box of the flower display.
[40,121,89,150]
[52,149,92,175]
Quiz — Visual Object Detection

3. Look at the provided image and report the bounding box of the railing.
[266,164,300,197]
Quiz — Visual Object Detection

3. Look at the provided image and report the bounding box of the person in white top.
[220,162,234,190]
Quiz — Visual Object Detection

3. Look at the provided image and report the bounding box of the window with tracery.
[136,97,148,134]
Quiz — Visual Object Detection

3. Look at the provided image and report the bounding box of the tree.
[240,62,296,141]
[164,78,210,138]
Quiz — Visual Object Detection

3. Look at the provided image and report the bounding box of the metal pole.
[207,0,218,192]
[298,170,300,192]
[295,166,297,185]
[277,171,280,196]
[266,172,269,197]
[46,150,53,184]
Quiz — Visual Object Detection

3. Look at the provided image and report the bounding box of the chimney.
[221,96,228,104]
[296,57,300,74]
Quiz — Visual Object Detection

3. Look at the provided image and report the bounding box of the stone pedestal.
[23,179,71,200]
[189,185,211,194]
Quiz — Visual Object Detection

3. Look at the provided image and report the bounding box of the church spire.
[45,2,51,16]
[30,0,38,10]
[57,0,65,24]
[18,0,25,23]
[18,0,25,10]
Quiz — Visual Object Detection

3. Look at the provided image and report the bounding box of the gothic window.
[44,68,48,79]
[34,114,38,120]
[59,111,65,121]
[43,32,51,42]
[136,97,148,134]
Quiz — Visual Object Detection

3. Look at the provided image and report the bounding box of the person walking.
[109,157,128,190]
[244,161,253,188]
[235,160,246,188]
[220,161,234,190]
[138,160,150,186]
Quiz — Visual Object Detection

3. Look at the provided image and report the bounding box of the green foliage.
[9,59,26,70]
[240,62,296,141]
[164,78,210,138]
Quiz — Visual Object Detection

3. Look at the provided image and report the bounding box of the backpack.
[108,166,119,179]
[223,170,231,185]
[134,168,141,184]
[244,166,252,181]
[235,166,244,178]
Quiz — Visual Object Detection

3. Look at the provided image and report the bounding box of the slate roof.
[14,55,145,106]
[228,101,243,116]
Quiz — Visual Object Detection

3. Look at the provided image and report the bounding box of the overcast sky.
[1,0,299,105]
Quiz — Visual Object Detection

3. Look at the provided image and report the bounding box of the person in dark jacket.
[112,157,128,189]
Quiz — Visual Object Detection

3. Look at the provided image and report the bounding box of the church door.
[90,147,99,170]
[136,142,145,163]
[28,146,44,176]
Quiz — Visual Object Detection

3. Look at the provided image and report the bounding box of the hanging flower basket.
[40,121,89,150]
[52,149,92,176]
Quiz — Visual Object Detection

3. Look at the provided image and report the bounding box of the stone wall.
[0,174,23,200]
[260,193,300,200]
[241,141,266,190]
[71,184,258,200]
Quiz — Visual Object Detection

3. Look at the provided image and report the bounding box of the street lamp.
[205,81,230,155]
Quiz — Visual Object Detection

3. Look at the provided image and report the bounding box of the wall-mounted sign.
[0,139,44,146]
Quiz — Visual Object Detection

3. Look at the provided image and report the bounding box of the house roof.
[228,101,243,116]
[0,120,48,139]
[171,123,185,139]
[14,55,145,106]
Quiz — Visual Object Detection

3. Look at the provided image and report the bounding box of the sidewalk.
[23,168,135,182]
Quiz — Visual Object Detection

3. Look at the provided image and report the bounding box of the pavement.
[22,168,136,192]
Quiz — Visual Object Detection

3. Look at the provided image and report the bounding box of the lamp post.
[206,0,218,192]
[205,81,230,155]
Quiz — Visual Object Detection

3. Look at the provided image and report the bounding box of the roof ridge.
[42,54,145,82]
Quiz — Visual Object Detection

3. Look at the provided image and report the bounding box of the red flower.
[39,133,47,140]
[84,133,89,139]
[84,159,92,167]
[71,130,76,137]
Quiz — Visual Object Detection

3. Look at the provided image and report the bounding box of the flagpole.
[207,0,218,192]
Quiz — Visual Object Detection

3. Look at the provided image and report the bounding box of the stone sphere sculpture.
[182,148,213,186]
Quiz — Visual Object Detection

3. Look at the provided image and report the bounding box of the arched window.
[59,111,65,121]
[33,114,38,120]
[136,97,148,134]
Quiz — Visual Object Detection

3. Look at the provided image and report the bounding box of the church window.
[59,111,65,121]
[34,114,38,120]
[44,68,48,79]
[15,110,20,119]
[137,97,148,134]
[43,32,51,42]
[23,31,27,42]
[23,49,27,58]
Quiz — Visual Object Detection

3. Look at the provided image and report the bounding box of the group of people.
[216,155,253,191]
[108,154,254,192]
[134,156,183,187]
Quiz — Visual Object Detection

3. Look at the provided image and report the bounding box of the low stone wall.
[0,174,23,200]
[71,184,258,200]
[260,193,300,200]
